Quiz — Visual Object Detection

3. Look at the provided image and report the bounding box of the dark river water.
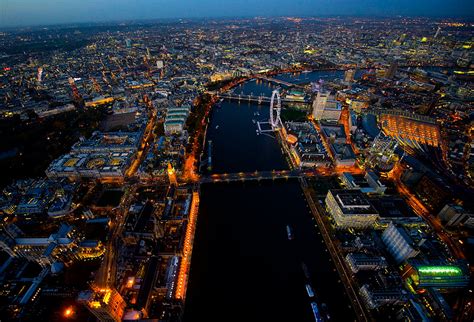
[183,71,359,322]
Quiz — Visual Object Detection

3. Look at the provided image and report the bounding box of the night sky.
[0,0,473,27]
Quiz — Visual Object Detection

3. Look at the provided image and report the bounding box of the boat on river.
[286,225,293,240]
[306,284,315,298]
[311,302,323,322]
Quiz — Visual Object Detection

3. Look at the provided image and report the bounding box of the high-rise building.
[77,288,126,322]
[37,67,43,83]
[125,38,132,48]
[344,69,355,83]
[385,60,398,79]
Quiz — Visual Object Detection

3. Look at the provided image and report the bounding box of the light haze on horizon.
[0,0,473,27]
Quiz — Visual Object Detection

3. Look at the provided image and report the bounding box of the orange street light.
[64,307,74,318]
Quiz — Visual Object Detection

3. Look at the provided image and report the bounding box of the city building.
[406,261,470,289]
[349,99,369,113]
[364,132,398,172]
[167,163,178,185]
[46,151,135,179]
[360,285,407,309]
[396,299,431,322]
[438,204,474,227]
[312,91,342,121]
[381,222,420,264]
[329,143,356,167]
[341,171,386,194]
[319,122,357,166]
[136,256,159,315]
[344,69,356,83]
[312,91,329,120]
[284,122,331,168]
[345,253,388,273]
[414,174,452,212]
[320,123,347,144]
[0,223,104,268]
[384,61,398,79]
[72,132,142,153]
[369,196,421,225]
[380,111,441,147]
[164,105,190,135]
[45,130,144,180]
[325,189,379,229]
[78,288,126,322]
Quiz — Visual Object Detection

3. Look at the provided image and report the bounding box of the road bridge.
[200,170,301,183]
[255,75,305,89]
[199,168,337,184]
[216,93,311,105]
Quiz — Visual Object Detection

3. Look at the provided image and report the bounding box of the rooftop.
[329,189,379,215]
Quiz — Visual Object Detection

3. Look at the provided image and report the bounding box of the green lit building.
[408,261,469,289]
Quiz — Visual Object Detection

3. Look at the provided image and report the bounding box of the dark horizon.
[1,14,473,31]
[0,0,473,29]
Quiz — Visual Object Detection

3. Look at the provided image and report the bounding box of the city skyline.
[0,4,472,321]
[1,0,474,27]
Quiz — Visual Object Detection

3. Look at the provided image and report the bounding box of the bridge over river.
[254,75,306,89]
[199,168,335,184]
[216,93,311,105]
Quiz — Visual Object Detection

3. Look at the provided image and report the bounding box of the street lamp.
[63,307,74,318]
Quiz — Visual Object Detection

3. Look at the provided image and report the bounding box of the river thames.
[184,71,359,321]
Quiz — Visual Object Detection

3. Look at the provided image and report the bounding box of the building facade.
[311,91,329,120]
[325,189,379,229]
[382,222,419,264]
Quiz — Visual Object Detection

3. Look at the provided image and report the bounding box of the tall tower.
[37,67,43,83]
[146,47,152,60]
[167,163,178,186]
[434,27,441,39]
[385,61,398,79]
[344,69,355,83]
[312,91,329,120]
